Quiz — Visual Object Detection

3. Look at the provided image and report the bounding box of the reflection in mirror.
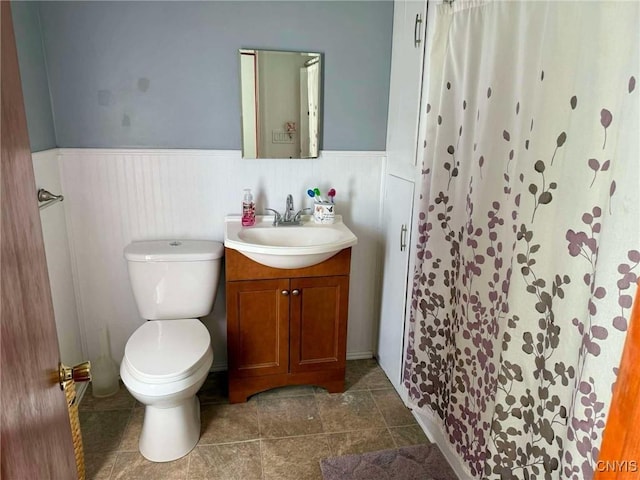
[239,49,321,159]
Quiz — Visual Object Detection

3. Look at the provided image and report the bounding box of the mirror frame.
[239,48,322,159]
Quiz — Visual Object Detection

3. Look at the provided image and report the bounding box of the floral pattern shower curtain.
[404,1,639,479]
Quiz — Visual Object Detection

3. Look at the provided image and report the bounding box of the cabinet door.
[289,276,349,373]
[227,279,290,378]
[386,0,428,179]
[378,175,415,390]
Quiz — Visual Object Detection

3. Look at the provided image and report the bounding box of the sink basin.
[224,215,357,269]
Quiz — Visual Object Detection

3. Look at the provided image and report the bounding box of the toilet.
[121,239,224,462]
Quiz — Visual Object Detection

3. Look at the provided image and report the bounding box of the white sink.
[224,215,357,269]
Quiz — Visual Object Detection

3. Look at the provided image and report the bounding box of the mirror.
[239,49,321,159]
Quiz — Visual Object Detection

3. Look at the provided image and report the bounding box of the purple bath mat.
[320,444,457,480]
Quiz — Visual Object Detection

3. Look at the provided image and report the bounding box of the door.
[594,281,640,479]
[289,276,349,373]
[1,3,78,478]
[226,279,290,378]
[377,175,415,392]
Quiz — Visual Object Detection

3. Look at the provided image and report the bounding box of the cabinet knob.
[292,289,300,296]
[281,290,289,296]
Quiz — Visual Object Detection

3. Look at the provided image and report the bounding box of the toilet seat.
[123,319,211,385]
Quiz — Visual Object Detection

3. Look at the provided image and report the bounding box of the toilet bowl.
[121,240,223,462]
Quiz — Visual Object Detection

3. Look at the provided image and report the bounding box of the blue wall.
[36,1,393,150]
[12,2,56,152]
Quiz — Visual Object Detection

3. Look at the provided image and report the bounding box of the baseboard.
[210,362,228,373]
[346,351,374,360]
[412,409,474,480]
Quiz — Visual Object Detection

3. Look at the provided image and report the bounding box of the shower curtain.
[404,1,639,479]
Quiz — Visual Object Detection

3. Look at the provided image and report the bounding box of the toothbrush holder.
[313,202,335,224]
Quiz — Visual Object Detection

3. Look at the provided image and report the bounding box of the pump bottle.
[241,188,256,226]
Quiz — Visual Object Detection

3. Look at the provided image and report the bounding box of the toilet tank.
[124,240,224,320]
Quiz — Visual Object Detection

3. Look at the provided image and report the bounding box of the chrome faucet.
[284,194,295,222]
[265,194,311,227]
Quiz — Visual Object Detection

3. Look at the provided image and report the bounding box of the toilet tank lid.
[124,240,224,262]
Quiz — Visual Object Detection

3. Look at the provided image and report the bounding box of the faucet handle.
[293,208,311,222]
[264,208,282,226]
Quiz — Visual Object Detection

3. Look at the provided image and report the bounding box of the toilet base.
[139,395,201,462]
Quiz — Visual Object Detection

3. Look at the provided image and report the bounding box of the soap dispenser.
[241,188,256,226]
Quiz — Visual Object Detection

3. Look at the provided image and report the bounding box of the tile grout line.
[107,452,118,480]
[196,424,399,447]
[255,393,266,478]
[318,431,333,477]
[253,397,264,478]
[115,405,137,453]
[256,392,264,439]
[369,387,420,427]
[369,387,429,448]
[259,437,265,480]
[312,392,331,456]
[368,387,400,449]
[186,446,191,480]
[108,404,136,479]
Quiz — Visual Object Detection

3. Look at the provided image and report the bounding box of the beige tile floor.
[79,359,429,480]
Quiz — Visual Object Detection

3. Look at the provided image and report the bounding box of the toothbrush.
[307,189,317,202]
[313,188,326,203]
[327,188,336,203]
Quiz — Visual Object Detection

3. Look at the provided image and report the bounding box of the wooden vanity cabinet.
[225,247,351,403]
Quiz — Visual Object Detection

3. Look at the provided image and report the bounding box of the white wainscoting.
[57,149,384,370]
[32,149,85,367]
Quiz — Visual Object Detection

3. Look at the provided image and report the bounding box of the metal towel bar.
[38,188,64,210]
